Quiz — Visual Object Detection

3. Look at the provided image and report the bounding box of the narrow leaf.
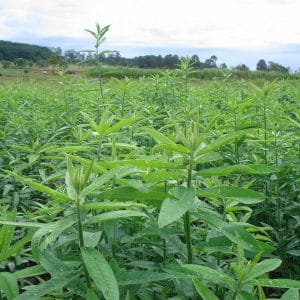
[198,187,264,205]
[248,278,300,289]
[2,170,69,202]
[81,247,119,300]
[158,187,195,228]
[280,289,299,300]
[244,259,282,281]
[86,210,146,224]
[192,279,219,300]
[0,272,19,300]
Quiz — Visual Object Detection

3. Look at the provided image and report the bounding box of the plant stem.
[97,75,104,124]
[184,155,193,263]
[263,96,267,165]
[232,273,246,300]
[97,138,102,161]
[184,212,192,263]
[76,195,91,288]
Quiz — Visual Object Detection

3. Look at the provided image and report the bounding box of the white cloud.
[0,0,299,50]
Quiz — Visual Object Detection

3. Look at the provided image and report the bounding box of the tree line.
[0,40,52,62]
[0,40,291,73]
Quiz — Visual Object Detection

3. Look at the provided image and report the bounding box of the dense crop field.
[0,68,300,299]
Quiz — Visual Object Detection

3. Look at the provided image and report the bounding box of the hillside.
[0,40,53,62]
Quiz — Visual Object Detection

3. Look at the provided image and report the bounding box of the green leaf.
[0,210,16,263]
[0,233,33,262]
[97,186,169,203]
[197,211,263,253]
[244,258,282,281]
[117,271,173,285]
[164,264,235,288]
[192,279,219,300]
[221,223,263,253]
[117,178,151,193]
[15,273,78,300]
[158,187,195,228]
[144,127,175,145]
[65,171,77,200]
[68,155,106,174]
[40,251,72,278]
[153,143,190,154]
[280,289,299,300]
[84,231,102,248]
[108,117,140,134]
[248,278,300,289]
[99,159,186,169]
[0,221,46,228]
[81,165,140,197]
[43,145,97,153]
[194,152,222,164]
[82,201,147,210]
[87,289,99,300]
[41,251,86,297]
[13,265,47,280]
[2,169,69,202]
[31,215,76,261]
[287,250,300,257]
[198,130,249,156]
[81,247,119,300]
[238,291,257,300]
[0,272,19,300]
[197,164,278,176]
[143,170,185,183]
[198,187,265,205]
[86,210,146,224]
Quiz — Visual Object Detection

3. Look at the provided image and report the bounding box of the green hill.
[0,40,53,62]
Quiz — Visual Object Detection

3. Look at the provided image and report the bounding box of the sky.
[1,0,299,70]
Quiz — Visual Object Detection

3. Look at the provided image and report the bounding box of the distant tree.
[83,52,97,65]
[164,54,180,69]
[191,55,200,68]
[1,60,11,68]
[133,55,157,68]
[0,40,52,62]
[64,49,76,62]
[220,63,228,69]
[156,55,163,68]
[267,61,289,73]
[211,55,217,65]
[48,54,63,73]
[64,49,85,63]
[204,55,218,68]
[36,59,49,68]
[85,52,95,61]
[28,60,34,68]
[234,64,249,71]
[102,52,120,66]
[59,59,69,69]
[256,59,267,71]
[14,58,28,68]
[49,47,62,56]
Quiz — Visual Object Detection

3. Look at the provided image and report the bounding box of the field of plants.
[0,63,300,300]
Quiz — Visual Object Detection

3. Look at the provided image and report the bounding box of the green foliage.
[0,272,19,299]
[81,247,119,300]
[83,22,112,61]
[0,62,299,299]
[86,64,297,80]
[0,40,52,61]
[158,187,195,228]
